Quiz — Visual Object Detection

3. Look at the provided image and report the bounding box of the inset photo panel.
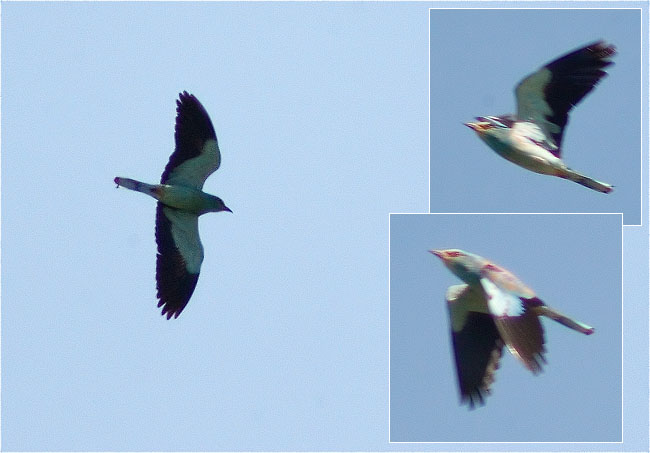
[389,213,622,442]
[429,7,642,225]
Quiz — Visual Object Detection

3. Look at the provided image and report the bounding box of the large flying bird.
[465,41,616,193]
[430,249,594,408]
[115,91,231,319]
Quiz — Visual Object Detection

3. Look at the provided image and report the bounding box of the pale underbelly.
[498,151,565,175]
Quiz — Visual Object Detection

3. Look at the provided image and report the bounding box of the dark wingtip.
[590,40,617,57]
[176,90,193,110]
[463,392,485,410]
[158,300,185,320]
[160,306,180,320]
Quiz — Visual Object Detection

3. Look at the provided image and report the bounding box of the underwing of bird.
[465,41,616,193]
[115,91,232,319]
[430,249,594,409]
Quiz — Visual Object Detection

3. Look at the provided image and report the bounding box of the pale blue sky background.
[390,214,622,442]
[1,1,648,452]
[430,6,642,224]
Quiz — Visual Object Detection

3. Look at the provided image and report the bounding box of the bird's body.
[474,118,567,175]
[115,178,226,215]
[430,249,594,408]
[466,41,616,193]
[115,91,231,319]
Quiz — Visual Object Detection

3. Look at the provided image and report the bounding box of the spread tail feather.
[561,169,613,194]
[114,177,160,199]
[537,305,595,335]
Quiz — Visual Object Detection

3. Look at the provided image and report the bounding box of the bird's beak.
[465,121,492,134]
[224,206,233,213]
[464,122,480,132]
[429,249,444,259]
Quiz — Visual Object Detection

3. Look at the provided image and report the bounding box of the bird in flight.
[115,91,231,319]
[465,41,616,193]
[429,249,594,408]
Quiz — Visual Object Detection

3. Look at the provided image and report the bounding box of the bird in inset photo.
[465,41,616,193]
[429,249,594,408]
[115,91,231,319]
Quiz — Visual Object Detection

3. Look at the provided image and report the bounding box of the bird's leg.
[536,305,595,335]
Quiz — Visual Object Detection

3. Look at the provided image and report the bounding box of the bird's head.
[464,121,493,135]
[429,249,483,283]
[203,195,232,214]
[464,116,514,139]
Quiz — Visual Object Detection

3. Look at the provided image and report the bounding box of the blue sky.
[1,1,648,452]
[430,7,642,224]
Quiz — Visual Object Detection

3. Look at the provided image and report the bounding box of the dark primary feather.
[154,203,200,319]
[451,312,504,408]
[535,41,615,147]
[160,91,217,184]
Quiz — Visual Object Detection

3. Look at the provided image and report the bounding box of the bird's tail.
[537,305,595,335]
[561,169,613,194]
[114,177,160,199]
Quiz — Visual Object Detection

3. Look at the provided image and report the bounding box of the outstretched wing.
[155,204,204,319]
[515,41,616,152]
[446,284,504,409]
[160,91,221,189]
[480,277,546,373]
